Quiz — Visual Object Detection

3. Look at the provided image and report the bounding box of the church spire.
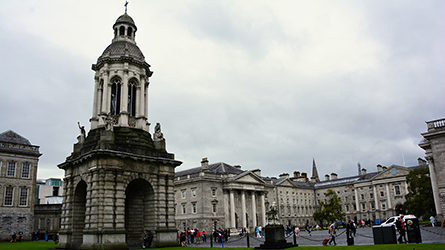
[312,158,320,181]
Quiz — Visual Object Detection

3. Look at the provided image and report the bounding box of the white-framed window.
[4,186,13,206]
[381,201,386,209]
[394,185,401,195]
[182,190,186,198]
[212,188,216,196]
[19,187,28,206]
[212,203,217,213]
[346,205,349,211]
[370,193,374,199]
[7,162,16,177]
[192,203,197,213]
[371,202,375,209]
[380,191,384,197]
[352,196,356,201]
[353,204,357,211]
[182,204,186,214]
[192,189,196,197]
[361,194,365,200]
[21,163,30,178]
[362,203,366,210]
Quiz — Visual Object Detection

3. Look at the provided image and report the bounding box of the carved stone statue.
[266,201,280,225]
[153,122,164,141]
[77,122,86,143]
[102,116,114,131]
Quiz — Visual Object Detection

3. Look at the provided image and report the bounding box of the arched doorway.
[72,180,87,249]
[125,179,154,247]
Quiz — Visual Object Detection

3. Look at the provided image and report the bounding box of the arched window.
[110,78,121,115]
[127,27,133,37]
[119,26,125,36]
[127,80,137,117]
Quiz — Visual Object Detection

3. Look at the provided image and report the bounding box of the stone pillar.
[385,183,392,216]
[251,192,257,229]
[260,192,266,226]
[230,190,236,229]
[373,185,379,210]
[241,191,246,229]
[427,157,444,221]
[120,70,129,126]
[101,71,109,114]
[354,189,359,217]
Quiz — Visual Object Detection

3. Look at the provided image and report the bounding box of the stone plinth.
[255,225,296,249]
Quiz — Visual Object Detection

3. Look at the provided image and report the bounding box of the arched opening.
[119,26,125,36]
[125,179,154,247]
[110,78,121,115]
[127,27,133,37]
[72,180,87,249]
[127,80,137,117]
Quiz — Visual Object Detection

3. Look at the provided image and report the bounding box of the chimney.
[417,158,427,166]
[331,173,338,180]
[279,173,290,178]
[361,168,367,175]
[234,165,241,169]
[253,169,261,176]
[310,176,316,183]
[201,158,209,171]
[294,171,300,178]
[325,174,330,181]
[377,164,383,172]
[301,172,307,178]
[382,166,387,170]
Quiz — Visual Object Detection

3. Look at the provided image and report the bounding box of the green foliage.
[313,189,345,224]
[403,166,436,218]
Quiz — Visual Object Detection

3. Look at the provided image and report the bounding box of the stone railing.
[427,118,445,132]
[0,142,40,152]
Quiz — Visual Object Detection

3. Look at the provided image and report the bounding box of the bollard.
[221,235,224,248]
[210,235,213,248]
[246,234,250,248]
[293,231,296,245]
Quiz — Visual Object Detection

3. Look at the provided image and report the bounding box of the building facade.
[57,12,181,250]
[174,158,419,233]
[419,117,445,225]
[0,130,41,240]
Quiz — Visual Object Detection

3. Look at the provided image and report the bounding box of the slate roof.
[115,14,136,26]
[98,41,145,63]
[0,130,31,145]
[175,162,244,178]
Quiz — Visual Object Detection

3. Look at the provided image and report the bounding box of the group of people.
[8,232,23,242]
[395,215,408,244]
[255,226,264,238]
[179,228,207,246]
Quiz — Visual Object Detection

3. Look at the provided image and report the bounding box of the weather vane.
[124,1,129,14]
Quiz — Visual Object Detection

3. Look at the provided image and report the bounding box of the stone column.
[427,157,444,220]
[260,192,266,226]
[92,76,99,118]
[251,192,257,229]
[354,189,359,216]
[101,71,109,114]
[385,184,392,216]
[373,185,379,210]
[230,190,236,229]
[241,191,246,229]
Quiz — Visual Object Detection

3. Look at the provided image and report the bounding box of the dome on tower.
[115,14,136,27]
[98,41,145,63]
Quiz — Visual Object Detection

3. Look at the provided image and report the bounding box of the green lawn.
[0,242,444,250]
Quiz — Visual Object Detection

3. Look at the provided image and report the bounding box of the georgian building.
[0,130,41,240]
[174,157,422,233]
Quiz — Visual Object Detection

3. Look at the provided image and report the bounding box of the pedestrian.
[328,224,337,246]
[195,229,201,244]
[180,231,187,247]
[256,226,260,238]
[395,217,406,243]
[430,215,435,227]
[202,230,206,242]
[305,223,311,236]
[11,232,17,242]
[186,228,191,244]
[143,230,152,248]
[294,226,299,236]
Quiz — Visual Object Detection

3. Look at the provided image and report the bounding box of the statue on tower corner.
[153,122,164,141]
[102,115,114,132]
[77,122,86,143]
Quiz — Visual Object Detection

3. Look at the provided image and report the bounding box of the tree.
[313,189,345,226]
[403,166,436,219]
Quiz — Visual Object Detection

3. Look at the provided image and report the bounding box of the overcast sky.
[1,0,443,181]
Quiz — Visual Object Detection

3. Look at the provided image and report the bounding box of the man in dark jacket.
[395,217,405,243]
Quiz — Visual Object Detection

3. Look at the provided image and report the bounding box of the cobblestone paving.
[184,226,445,248]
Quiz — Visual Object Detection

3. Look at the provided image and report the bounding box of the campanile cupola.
[90,12,152,131]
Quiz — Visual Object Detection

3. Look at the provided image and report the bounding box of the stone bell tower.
[57,11,182,250]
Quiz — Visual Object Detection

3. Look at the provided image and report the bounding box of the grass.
[1,242,444,250]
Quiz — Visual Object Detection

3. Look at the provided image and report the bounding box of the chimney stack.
[294,171,300,178]
[361,168,367,175]
[377,164,383,172]
[331,173,338,180]
[325,174,330,181]
[234,165,241,169]
[417,158,427,166]
[279,173,290,178]
[201,157,209,171]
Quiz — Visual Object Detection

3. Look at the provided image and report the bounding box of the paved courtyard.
[184,226,445,248]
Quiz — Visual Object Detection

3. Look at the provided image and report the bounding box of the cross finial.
[124,1,129,14]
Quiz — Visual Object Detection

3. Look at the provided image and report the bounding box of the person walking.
[328,224,337,245]
[305,223,311,236]
[395,217,406,243]
[430,215,435,227]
